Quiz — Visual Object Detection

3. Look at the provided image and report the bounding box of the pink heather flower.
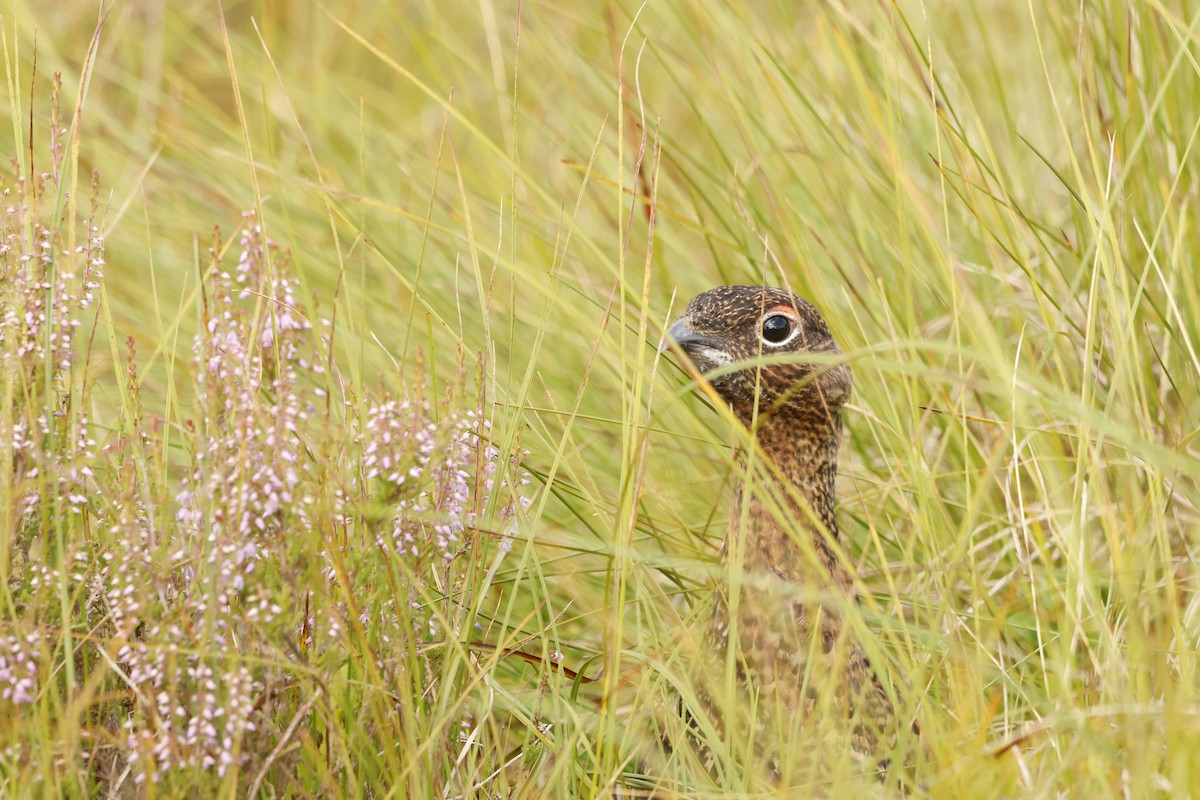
[0,633,43,705]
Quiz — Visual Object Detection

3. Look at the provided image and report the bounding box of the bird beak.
[660,317,691,354]
[660,316,721,356]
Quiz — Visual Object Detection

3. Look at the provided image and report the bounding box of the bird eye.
[760,313,796,346]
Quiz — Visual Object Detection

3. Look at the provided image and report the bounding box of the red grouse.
[664,285,907,780]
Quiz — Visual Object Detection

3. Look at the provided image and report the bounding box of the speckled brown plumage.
[665,285,907,781]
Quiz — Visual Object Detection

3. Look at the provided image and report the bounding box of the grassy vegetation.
[3,0,1199,796]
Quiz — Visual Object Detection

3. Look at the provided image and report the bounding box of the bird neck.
[753,410,841,533]
[730,408,848,585]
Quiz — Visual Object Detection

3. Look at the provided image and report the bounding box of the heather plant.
[1,84,538,794]
[1,71,103,745]
[107,212,316,786]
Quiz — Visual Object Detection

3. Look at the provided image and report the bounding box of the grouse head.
[664,286,851,427]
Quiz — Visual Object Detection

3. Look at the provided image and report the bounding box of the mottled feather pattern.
[665,286,911,782]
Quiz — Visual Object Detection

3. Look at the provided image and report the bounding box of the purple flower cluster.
[0,77,103,749]
[0,74,105,381]
[114,211,316,784]
[346,393,533,647]
[119,640,260,783]
[364,403,530,562]
[0,633,42,705]
[0,97,105,520]
[176,211,315,606]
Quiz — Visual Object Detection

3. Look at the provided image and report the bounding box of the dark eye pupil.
[762,315,792,343]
